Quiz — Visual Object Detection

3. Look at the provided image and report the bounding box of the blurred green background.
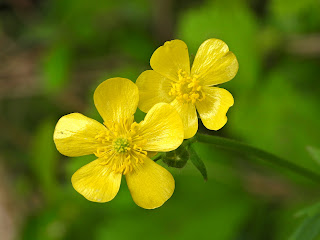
[1,0,320,239]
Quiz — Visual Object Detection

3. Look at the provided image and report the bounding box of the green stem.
[153,154,163,162]
[195,133,320,183]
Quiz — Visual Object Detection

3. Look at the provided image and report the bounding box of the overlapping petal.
[170,99,198,139]
[136,70,175,112]
[72,159,122,202]
[94,78,139,124]
[150,40,190,82]
[191,39,238,86]
[138,103,184,151]
[53,113,106,157]
[126,156,174,209]
[196,87,234,130]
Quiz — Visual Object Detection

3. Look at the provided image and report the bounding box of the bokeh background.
[1,0,320,239]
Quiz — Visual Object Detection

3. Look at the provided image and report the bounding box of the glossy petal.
[72,159,122,202]
[136,70,175,112]
[126,157,174,209]
[191,39,238,86]
[170,99,198,139]
[196,87,234,130]
[150,40,190,82]
[54,113,106,157]
[138,103,184,151]
[94,78,139,124]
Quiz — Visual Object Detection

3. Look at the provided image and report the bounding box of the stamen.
[169,69,205,104]
[94,119,148,174]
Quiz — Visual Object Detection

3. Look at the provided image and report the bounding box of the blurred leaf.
[269,0,320,33]
[65,154,96,178]
[257,26,284,57]
[295,202,320,218]
[43,0,152,50]
[97,65,142,84]
[95,173,252,240]
[188,145,207,181]
[30,119,58,200]
[307,146,320,166]
[42,44,72,94]
[116,30,154,62]
[230,60,320,180]
[22,208,64,240]
[289,212,320,240]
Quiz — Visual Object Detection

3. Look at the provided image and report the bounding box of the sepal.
[188,146,208,181]
[162,145,189,168]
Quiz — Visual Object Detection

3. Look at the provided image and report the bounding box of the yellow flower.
[136,39,238,139]
[53,78,184,209]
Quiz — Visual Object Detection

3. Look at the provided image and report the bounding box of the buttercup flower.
[136,39,238,138]
[53,78,184,209]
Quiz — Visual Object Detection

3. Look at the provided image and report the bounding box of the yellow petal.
[196,87,234,130]
[72,159,122,202]
[54,113,106,157]
[150,40,190,82]
[126,157,174,209]
[191,39,238,86]
[94,78,139,124]
[171,99,198,139]
[138,103,184,152]
[136,70,175,112]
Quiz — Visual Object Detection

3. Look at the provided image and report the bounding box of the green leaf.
[188,145,208,181]
[307,146,320,166]
[269,0,320,33]
[289,212,320,240]
[295,202,320,218]
[42,44,72,95]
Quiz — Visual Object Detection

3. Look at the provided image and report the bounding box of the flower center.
[113,138,130,153]
[169,69,205,104]
[94,119,147,174]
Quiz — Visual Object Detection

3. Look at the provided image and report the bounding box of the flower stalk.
[194,133,320,183]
